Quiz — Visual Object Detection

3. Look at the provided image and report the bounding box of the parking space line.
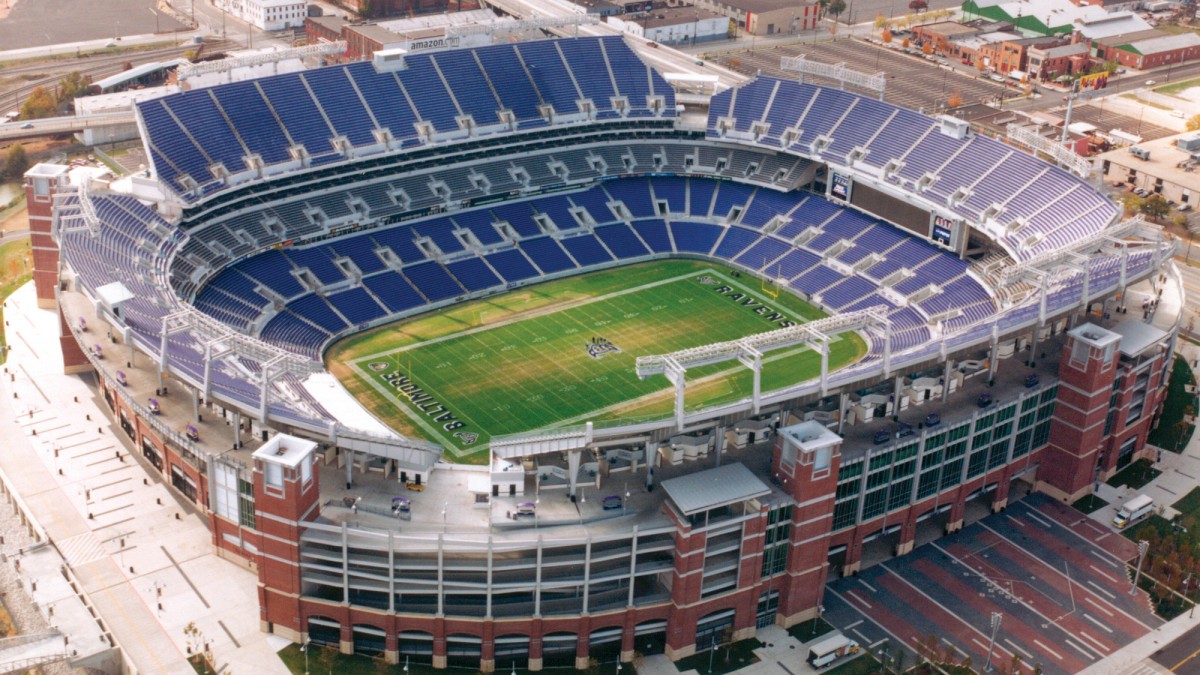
[1084,597,1114,617]
[858,578,878,593]
[1004,514,1025,527]
[941,638,968,659]
[1034,639,1065,661]
[870,638,887,648]
[845,590,872,610]
[1064,637,1096,660]
[1023,511,1052,528]
[1090,549,1120,567]
[1077,630,1110,653]
[1089,563,1120,583]
[1086,580,1118,600]
[1004,638,1033,660]
[1083,612,1114,633]
[977,521,1154,631]
[825,586,916,662]
[852,628,871,645]
[844,620,863,631]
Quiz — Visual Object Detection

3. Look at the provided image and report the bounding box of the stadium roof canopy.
[661,462,770,516]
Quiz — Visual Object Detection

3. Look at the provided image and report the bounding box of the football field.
[326,260,867,462]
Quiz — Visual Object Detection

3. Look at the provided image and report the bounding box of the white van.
[1113,494,1154,528]
[808,634,860,668]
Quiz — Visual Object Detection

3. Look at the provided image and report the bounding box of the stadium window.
[994,422,1012,439]
[838,462,862,481]
[1032,420,1052,448]
[1021,397,1038,413]
[1040,386,1058,404]
[921,450,943,469]
[893,460,915,479]
[944,441,966,460]
[917,471,939,499]
[977,413,994,429]
[866,470,889,490]
[925,433,945,449]
[1012,430,1032,458]
[836,481,860,500]
[940,460,963,490]
[1019,412,1036,430]
[868,452,892,472]
[888,479,913,511]
[997,404,1016,422]
[832,501,858,530]
[862,489,887,520]
[895,444,918,462]
[972,430,991,450]
[988,442,1008,469]
[967,451,987,478]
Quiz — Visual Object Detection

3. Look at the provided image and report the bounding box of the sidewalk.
[1077,336,1200,675]
[0,282,287,675]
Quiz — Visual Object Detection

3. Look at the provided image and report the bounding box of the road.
[1151,620,1200,673]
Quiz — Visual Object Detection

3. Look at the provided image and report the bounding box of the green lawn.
[1106,458,1161,490]
[671,638,762,675]
[1147,355,1196,452]
[1072,494,1109,515]
[328,261,866,461]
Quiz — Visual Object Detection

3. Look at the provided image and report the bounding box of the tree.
[947,91,963,108]
[881,29,893,44]
[827,0,847,19]
[1142,193,1171,221]
[922,41,933,55]
[57,71,93,103]
[874,13,890,30]
[19,86,57,120]
[1123,193,1145,217]
[909,0,928,11]
[1173,213,1190,229]
[902,37,911,49]
[2,144,28,182]
[1187,114,1200,131]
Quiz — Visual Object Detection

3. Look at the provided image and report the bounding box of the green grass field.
[326,260,867,462]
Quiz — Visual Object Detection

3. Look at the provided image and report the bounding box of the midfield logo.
[368,361,390,372]
[585,336,621,360]
[697,275,721,286]
[454,431,479,445]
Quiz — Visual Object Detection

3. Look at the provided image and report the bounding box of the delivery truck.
[807,634,860,668]
[1112,494,1154,528]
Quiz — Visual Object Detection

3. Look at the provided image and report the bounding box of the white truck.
[1112,494,1154,529]
[807,634,861,668]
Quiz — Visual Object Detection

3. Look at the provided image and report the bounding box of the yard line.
[1003,639,1033,660]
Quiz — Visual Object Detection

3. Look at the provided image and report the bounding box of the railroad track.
[0,40,239,114]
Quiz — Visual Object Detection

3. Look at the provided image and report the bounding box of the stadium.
[25,31,1180,672]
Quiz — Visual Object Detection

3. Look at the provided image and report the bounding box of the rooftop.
[914,21,982,37]
[660,462,771,516]
[1096,132,1200,195]
[631,7,725,27]
[1109,320,1168,356]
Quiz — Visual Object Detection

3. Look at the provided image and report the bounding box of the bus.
[807,634,860,669]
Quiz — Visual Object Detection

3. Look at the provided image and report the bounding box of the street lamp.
[983,612,1002,673]
[707,633,718,674]
[1131,540,1150,595]
[403,655,409,672]
[301,637,311,675]
[811,604,824,635]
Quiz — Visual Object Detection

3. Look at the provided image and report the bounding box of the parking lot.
[713,38,1017,116]
[824,493,1161,674]
[1064,103,1175,142]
